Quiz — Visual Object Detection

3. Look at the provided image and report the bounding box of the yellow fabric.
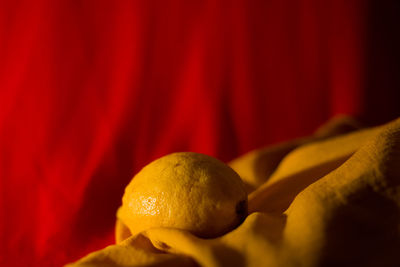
[67,117,400,267]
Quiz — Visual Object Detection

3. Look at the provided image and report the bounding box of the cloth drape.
[68,118,400,267]
[0,1,399,266]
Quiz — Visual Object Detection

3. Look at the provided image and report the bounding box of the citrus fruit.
[117,152,248,239]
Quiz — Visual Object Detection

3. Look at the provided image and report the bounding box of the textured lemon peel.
[118,152,247,239]
[67,118,400,267]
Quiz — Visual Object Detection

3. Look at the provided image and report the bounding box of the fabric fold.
[67,117,400,267]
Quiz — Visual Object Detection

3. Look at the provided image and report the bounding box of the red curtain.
[0,1,399,266]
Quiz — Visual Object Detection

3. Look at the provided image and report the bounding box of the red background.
[0,1,399,266]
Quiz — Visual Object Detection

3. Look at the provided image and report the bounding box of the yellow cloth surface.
[67,117,400,267]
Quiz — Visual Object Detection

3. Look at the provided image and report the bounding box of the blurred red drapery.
[0,1,399,266]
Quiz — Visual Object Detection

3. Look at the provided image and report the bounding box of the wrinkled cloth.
[2,2,400,266]
[67,117,400,266]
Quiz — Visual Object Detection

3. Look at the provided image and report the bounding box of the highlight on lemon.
[116,152,248,242]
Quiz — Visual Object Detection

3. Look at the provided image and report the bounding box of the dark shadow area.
[320,186,400,267]
[210,243,247,267]
[362,0,400,125]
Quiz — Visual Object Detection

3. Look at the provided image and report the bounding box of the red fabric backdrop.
[0,1,399,266]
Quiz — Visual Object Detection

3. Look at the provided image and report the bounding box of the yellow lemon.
[117,152,248,240]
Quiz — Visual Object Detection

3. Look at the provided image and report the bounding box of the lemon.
[117,152,248,240]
